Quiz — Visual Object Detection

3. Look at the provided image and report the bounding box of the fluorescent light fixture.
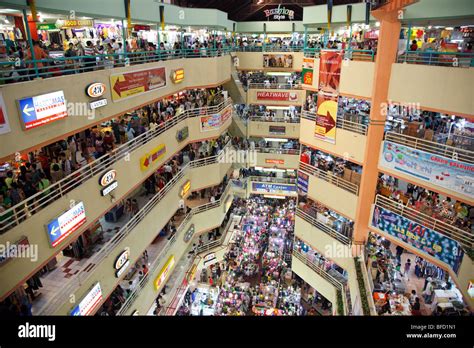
[262,168,286,173]
[254,167,263,171]
[263,195,286,199]
[264,138,288,142]
[266,72,292,76]
[375,22,380,27]
[428,26,432,29]
[445,27,454,30]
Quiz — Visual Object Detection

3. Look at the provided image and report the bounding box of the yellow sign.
[56,19,94,28]
[154,255,175,290]
[180,180,191,198]
[187,264,197,282]
[171,68,184,84]
[140,144,166,171]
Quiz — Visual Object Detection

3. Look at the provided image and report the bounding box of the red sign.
[318,50,343,94]
[256,91,298,102]
[265,159,284,165]
[134,24,151,31]
[110,67,167,101]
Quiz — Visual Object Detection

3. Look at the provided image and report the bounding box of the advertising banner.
[18,90,68,130]
[256,91,298,102]
[251,182,297,196]
[110,67,166,102]
[263,54,294,68]
[302,58,315,87]
[199,106,232,132]
[380,141,474,199]
[0,91,11,135]
[265,159,284,165]
[269,125,286,135]
[140,144,166,171]
[70,282,103,316]
[372,206,464,273]
[314,91,338,144]
[297,172,309,194]
[46,202,86,248]
[318,50,343,94]
[155,255,175,290]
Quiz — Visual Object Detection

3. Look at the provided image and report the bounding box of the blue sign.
[18,90,68,130]
[372,206,464,273]
[252,182,297,195]
[380,141,474,199]
[46,202,86,247]
[297,172,309,194]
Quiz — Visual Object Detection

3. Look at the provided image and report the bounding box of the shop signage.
[263,54,294,69]
[187,264,197,282]
[37,23,57,31]
[269,125,286,135]
[183,224,195,243]
[133,24,151,31]
[0,236,29,267]
[176,126,189,142]
[203,253,217,266]
[265,159,284,165]
[264,6,295,21]
[199,106,232,132]
[18,90,68,130]
[46,202,86,248]
[114,248,130,278]
[256,91,298,102]
[89,99,108,110]
[110,67,166,102]
[251,182,297,196]
[318,50,343,94]
[171,68,184,84]
[468,280,474,298]
[314,91,337,144]
[0,91,11,135]
[140,144,166,171]
[101,181,118,196]
[70,282,103,316]
[99,170,117,187]
[86,82,106,98]
[372,206,464,273]
[180,180,191,198]
[297,172,309,194]
[302,58,315,86]
[380,141,474,199]
[56,19,94,29]
[154,255,175,290]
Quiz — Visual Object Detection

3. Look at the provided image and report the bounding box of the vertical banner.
[327,0,333,29]
[159,5,165,31]
[318,49,343,94]
[315,91,338,144]
[302,57,315,86]
[365,1,371,25]
[347,5,352,28]
[0,91,11,135]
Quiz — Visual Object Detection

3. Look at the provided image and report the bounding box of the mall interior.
[0,0,472,319]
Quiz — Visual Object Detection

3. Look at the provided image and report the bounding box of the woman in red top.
[410,40,418,51]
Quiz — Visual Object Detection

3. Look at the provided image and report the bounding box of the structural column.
[352,1,416,247]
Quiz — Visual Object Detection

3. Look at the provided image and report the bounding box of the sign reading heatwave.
[110,67,166,102]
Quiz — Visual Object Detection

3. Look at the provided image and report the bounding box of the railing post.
[22,9,39,79]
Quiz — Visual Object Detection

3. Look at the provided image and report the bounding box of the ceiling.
[171,0,363,22]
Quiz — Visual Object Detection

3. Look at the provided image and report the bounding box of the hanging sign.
[314,91,337,144]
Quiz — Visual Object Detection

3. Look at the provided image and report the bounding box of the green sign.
[37,23,58,31]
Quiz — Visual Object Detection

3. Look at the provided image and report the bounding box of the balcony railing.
[385,131,473,164]
[37,145,234,315]
[254,147,300,155]
[247,176,297,184]
[296,208,352,245]
[303,48,375,62]
[0,99,233,233]
[248,82,302,90]
[299,162,359,196]
[249,115,301,124]
[116,180,234,316]
[0,47,233,83]
[292,249,348,315]
[397,51,473,68]
[233,45,305,52]
[374,194,474,251]
[301,110,368,136]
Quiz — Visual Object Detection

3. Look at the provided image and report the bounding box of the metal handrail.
[385,131,473,164]
[232,45,304,52]
[296,208,351,245]
[0,99,233,233]
[299,162,359,196]
[248,176,296,184]
[374,194,474,251]
[38,145,233,315]
[301,110,368,136]
[253,147,300,155]
[116,180,234,315]
[397,50,473,68]
[249,115,301,124]
[248,82,302,90]
[303,48,375,62]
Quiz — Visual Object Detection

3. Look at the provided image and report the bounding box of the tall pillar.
[352,1,416,246]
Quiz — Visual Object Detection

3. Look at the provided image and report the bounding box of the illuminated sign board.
[154,256,175,290]
[265,159,284,165]
[140,144,166,171]
[70,282,103,316]
[264,7,295,21]
[171,68,184,83]
[115,248,130,278]
[18,90,68,130]
[180,180,191,198]
[86,83,106,98]
[176,126,189,142]
[46,202,86,248]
